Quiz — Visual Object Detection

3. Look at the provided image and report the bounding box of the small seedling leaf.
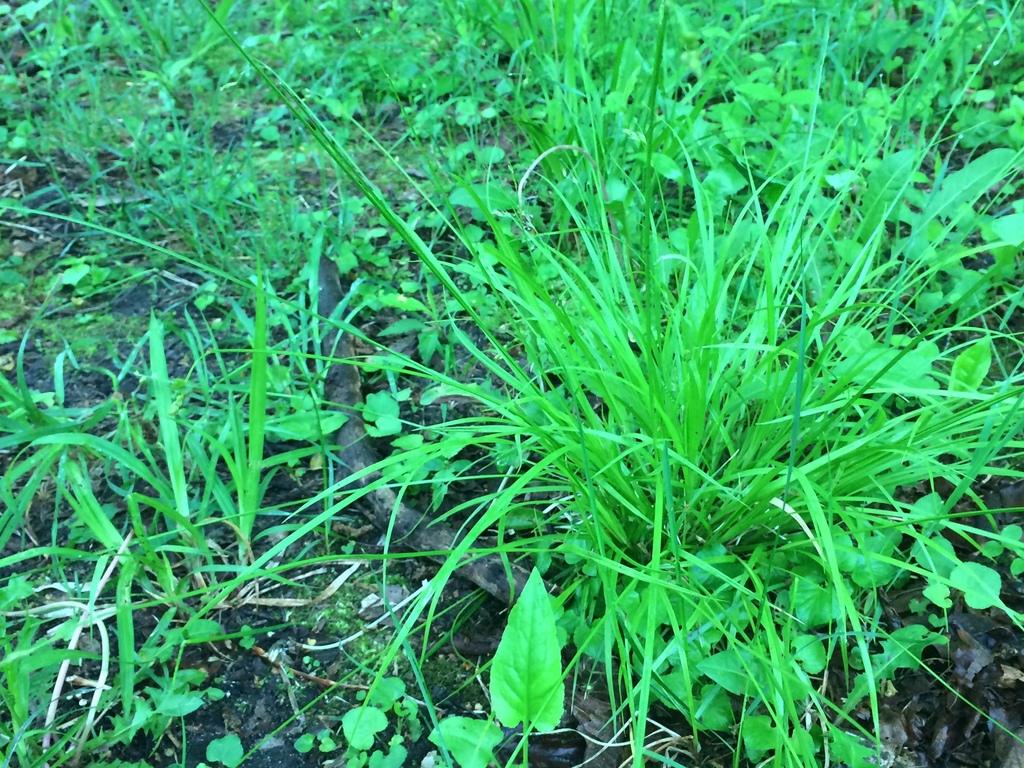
[489,569,564,731]
[294,733,315,754]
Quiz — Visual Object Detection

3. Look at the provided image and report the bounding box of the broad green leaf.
[605,91,628,112]
[990,213,1024,246]
[59,262,91,288]
[364,391,403,437]
[834,329,939,391]
[366,414,403,437]
[265,404,347,442]
[183,618,222,642]
[877,626,939,677]
[151,690,205,717]
[856,149,917,244]
[910,536,958,579]
[696,648,759,696]
[695,684,734,730]
[364,391,399,421]
[905,492,944,522]
[825,170,858,191]
[489,569,564,731]
[366,678,406,709]
[742,715,780,762]
[848,625,941,705]
[733,82,782,101]
[791,634,827,675]
[849,530,902,588]
[925,148,1016,221]
[448,183,518,214]
[378,292,428,313]
[835,326,872,357]
[342,706,388,752]
[789,576,840,628]
[429,717,502,768]
[949,561,1003,610]
[0,575,34,610]
[830,728,878,768]
[651,152,683,180]
[703,163,747,214]
[923,581,952,609]
[369,745,406,767]
[476,145,506,164]
[782,88,817,106]
[949,338,991,392]
[206,734,244,768]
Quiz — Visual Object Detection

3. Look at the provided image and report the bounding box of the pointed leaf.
[696,648,758,696]
[448,183,518,213]
[949,338,991,392]
[489,569,564,731]
[925,148,1016,221]
[651,153,683,181]
[856,150,917,243]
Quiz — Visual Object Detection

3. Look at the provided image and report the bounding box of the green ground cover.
[4,0,1024,766]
